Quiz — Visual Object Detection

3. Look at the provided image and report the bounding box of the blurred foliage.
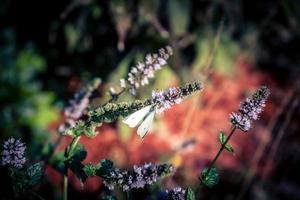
[0,29,59,159]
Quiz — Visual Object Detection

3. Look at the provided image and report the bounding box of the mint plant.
[0,45,270,200]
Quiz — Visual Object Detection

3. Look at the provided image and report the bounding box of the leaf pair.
[219,131,234,154]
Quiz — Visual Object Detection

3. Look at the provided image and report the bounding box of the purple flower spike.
[230,86,270,132]
[1,138,26,168]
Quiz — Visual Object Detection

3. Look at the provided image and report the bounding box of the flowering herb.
[123,82,203,138]
[200,86,270,189]
[230,86,270,132]
[152,81,203,114]
[120,46,173,95]
[1,138,26,168]
[58,78,101,134]
[103,163,174,191]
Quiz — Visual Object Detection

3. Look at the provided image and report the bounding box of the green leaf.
[70,144,87,162]
[219,131,226,144]
[83,163,96,177]
[26,162,44,186]
[66,159,87,183]
[219,131,234,154]
[224,144,234,154]
[49,152,65,174]
[96,159,114,177]
[11,170,28,196]
[185,187,195,200]
[200,168,219,188]
[65,120,99,138]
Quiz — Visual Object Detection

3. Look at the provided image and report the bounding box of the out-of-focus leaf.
[64,23,80,52]
[96,159,114,177]
[16,49,46,73]
[200,168,219,188]
[91,5,102,19]
[26,162,44,186]
[24,93,59,130]
[191,32,213,75]
[138,0,160,23]
[70,144,87,162]
[49,152,65,174]
[83,163,96,177]
[214,35,239,76]
[67,159,87,183]
[11,170,28,196]
[185,187,195,200]
[191,31,239,77]
[168,0,190,36]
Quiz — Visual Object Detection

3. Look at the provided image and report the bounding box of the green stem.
[63,174,68,200]
[200,125,237,186]
[67,136,81,159]
[63,136,81,200]
[60,86,126,200]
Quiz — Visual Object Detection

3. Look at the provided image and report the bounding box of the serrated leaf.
[225,144,234,154]
[200,168,219,188]
[219,131,226,144]
[26,162,43,186]
[185,187,195,200]
[96,159,114,176]
[83,163,96,177]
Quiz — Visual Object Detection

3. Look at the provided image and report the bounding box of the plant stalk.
[63,136,81,200]
[199,125,237,187]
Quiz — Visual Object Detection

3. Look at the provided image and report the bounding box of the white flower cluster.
[120,46,173,95]
[230,86,270,131]
[1,138,26,168]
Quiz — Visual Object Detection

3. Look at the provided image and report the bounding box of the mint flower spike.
[58,78,101,134]
[152,81,203,114]
[103,163,174,191]
[1,138,26,168]
[230,86,270,132]
[122,82,203,138]
[64,78,101,119]
[120,46,173,95]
